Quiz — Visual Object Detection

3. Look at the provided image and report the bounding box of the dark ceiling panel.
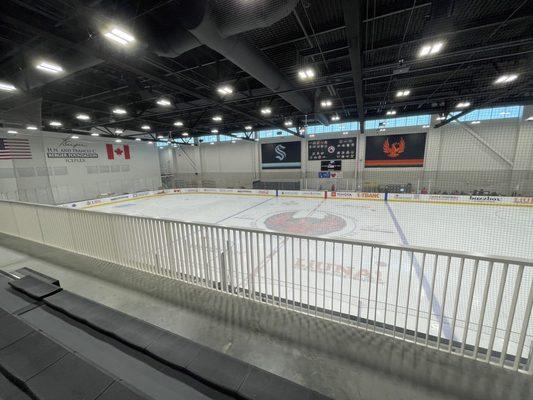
[0,0,530,139]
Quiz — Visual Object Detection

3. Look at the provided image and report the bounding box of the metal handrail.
[0,199,531,374]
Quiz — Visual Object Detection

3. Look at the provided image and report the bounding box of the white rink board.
[88,192,533,359]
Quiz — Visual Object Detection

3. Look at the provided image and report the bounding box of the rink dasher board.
[60,188,533,209]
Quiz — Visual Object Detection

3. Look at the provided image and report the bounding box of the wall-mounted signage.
[261,141,301,169]
[321,160,342,171]
[365,133,427,167]
[308,138,355,160]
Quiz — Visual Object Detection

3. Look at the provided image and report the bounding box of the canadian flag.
[106,144,130,160]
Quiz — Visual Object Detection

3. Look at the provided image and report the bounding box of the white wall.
[1,130,162,204]
[162,108,533,195]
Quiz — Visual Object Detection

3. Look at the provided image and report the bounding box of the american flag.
[0,138,32,160]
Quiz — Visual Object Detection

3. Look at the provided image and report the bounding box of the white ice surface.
[94,194,533,259]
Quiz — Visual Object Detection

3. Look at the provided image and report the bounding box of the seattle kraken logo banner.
[365,132,427,168]
[261,141,301,169]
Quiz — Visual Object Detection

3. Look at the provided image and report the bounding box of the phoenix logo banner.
[365,132,427,167]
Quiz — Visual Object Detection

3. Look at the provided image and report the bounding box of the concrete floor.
[1,233,532,400]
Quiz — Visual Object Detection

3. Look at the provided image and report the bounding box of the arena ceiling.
[0,0,532,141]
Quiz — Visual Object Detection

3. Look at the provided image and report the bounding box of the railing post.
[66,209,78,252]
[527,340,533,375]
[220,248,227,292]
[34,208,44,244]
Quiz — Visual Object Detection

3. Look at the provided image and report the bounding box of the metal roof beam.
[0,13,297,137]
[342,0,365,132]
[434,79,533,128]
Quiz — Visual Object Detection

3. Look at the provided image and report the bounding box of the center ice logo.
[274,144,287,161]
[264,211,346,236]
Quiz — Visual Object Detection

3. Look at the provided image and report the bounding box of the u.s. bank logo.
[275,144,287,161]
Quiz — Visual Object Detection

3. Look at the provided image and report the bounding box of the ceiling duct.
[151,0,329,125]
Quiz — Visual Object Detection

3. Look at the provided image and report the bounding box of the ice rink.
[90,193,533,360]
[92,192,533,259]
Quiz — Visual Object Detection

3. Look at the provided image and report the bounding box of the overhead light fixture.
[141,124,151,130]
[182,132,189,137]
[115,128,124,134]
[386,110,397,116]
[342,131,348,135]
[422,125,430,128]
[396,90,411,97]
[91,133,99,137]
[210,142,215,145]
[26,125,38,130]
[135,138,141,141]
[320,99,332,108]
[115,139,122,143]
[418,41,444,57]
[211,128,219,134]
[7,130,18,134]
[156,98,172,106]
[471,120,481,124]
[173,120,184,127]
[284,120,293,127]
[148,141,153,144]
[527,116,533,121]
[436,116,446,121]
[379,128,387,132]
[49,121,62,127]
[36,61,63,74]
[212,115,222,122]
[231,140,236,144]
[494,74,518,84]
[309,134,316,138]
[260,107,272,115]
[157,135,164,139]
[245,125,253,130]
[0,82,17,92]
[112,107,127,115]
[456,101,471,109]
[71,135,79,139]
[217,85,233,96]
[298,67,315,81]
[331,115,340,121]
[103,27,135,46]
[76,113,90,121]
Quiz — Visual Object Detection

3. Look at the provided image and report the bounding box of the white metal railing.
[0,199,532,373]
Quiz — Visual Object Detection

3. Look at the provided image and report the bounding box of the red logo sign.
[383,137,405,158]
